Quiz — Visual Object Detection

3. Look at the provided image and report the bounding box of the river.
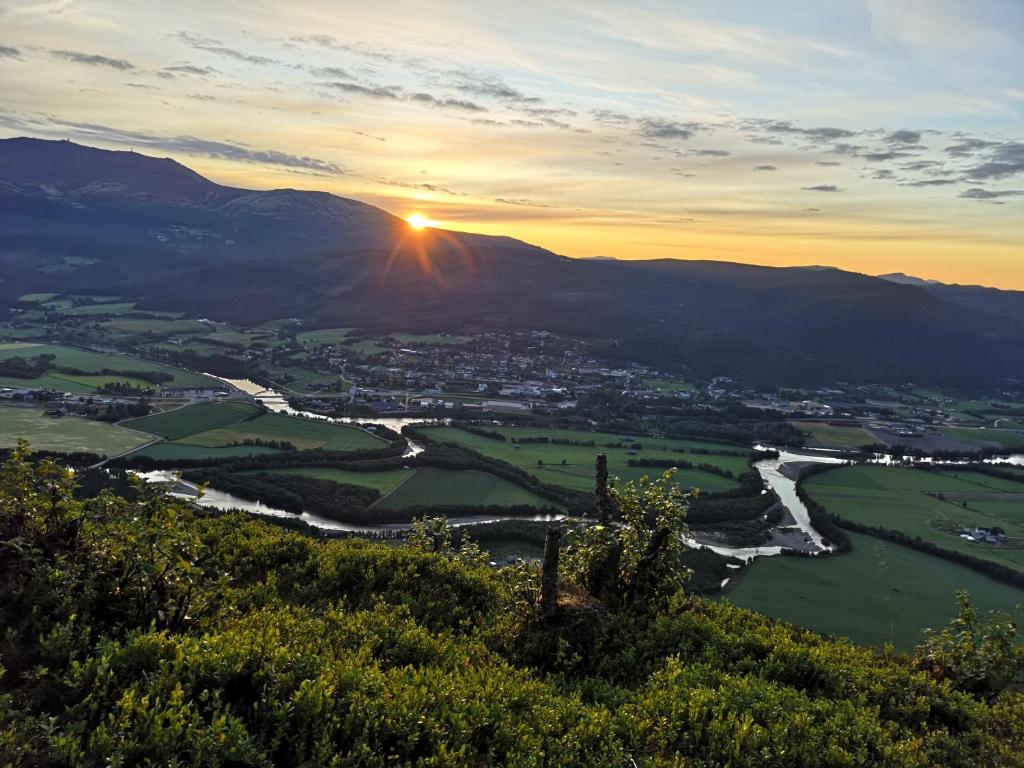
[169,376,1023,552]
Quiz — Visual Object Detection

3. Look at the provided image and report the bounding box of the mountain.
[2,137,1024,388]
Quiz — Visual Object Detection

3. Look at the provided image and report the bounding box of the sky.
[1,0,1022,288]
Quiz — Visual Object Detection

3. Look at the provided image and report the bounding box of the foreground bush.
[0,443,1021,767]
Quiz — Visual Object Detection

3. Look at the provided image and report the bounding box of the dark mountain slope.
[2,138,1022,388]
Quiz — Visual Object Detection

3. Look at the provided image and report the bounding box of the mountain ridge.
[2,137,1023,389]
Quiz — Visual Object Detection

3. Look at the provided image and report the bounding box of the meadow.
[803,465,1024,571]
[0,343,217,390]
[374,468,557,509]
[420,426,749,493]
[102,318,210,335]
[121,401,263,440]
[0,405,151,457]
[728,530,1024,650]
[938,426,1024,449]
[180,413,385,452]
[130,443,281,461]
[295,327,354,346]
[257,466,415,494]
[792,421,876,448]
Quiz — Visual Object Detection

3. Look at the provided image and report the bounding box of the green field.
[938,426,1024,449]
[121,401,263,440]
[296,327,354,346]
[728,531,1024,650]
[103,318,211,335]
[375,468,556,509]
[0,405,152,457]
[342,339,390,356]
[131,443,281,461]
[258,466,414,494]
[420,426,747,493]
[641,377,698,395]
[177,413,385,452]
[63,302,138,316]
[390,333,471,346]
[17,293,59,303]
[804,465,1024,571]
[793,421,875,448]
[0,343,217,390]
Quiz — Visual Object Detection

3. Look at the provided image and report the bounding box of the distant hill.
[2,137,1024,388]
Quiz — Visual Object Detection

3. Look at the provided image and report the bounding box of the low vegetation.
[1,444,1022,766]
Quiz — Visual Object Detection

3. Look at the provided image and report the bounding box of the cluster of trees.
[224,438,297,451]
[86,399,152,423]
[1,444,1022,765]
[185,469,381,519]
[0,353,55,379]
[627,457,736,480]
[113,440,409,471]
[61,367,174,385]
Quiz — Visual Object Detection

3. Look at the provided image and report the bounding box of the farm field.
[102,318,211,335]
[17,293,59,303]
[0,343,217,389]
[938,426,1024,449]
[728,530,1024,650]
[175,412,386,452]
[0,405,151,456]
[130,443,280,461]
[420,426,748,493]
[63,302,138,316]
[121,401,263,440]
[258,467,415,494]
[792,421,875,448]
[803,465,1024,571]
[375,468,557,509]
[390,333,471,346]
[296,327,354,346]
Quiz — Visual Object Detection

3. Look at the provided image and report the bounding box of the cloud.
[965,142,1024,180]
[863,150,913,161]
[172,32,277,66]
[449,72,540,103]
[309,66,352,79]
[50,49,134,70]
[752,164,777,171]
[161,64,219,77]
[748,119,858,142]
[681,148,730,157]
[802,184,842,192]
[815,160,841,166]
[325,81,401,99]
[638,118,703,140]
[959,187,1024,202]
[0,113,347,175]
[0,45,21,60]
[901,178,958,186]
[944,137,1001,156]
[408,92,487,112]
[885,130,921,144]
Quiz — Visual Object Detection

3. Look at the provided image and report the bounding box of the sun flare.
[406,213,431,230]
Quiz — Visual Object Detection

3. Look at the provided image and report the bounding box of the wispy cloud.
[50,49,134,70]
[172,32,278,66]
[802,184,843,192]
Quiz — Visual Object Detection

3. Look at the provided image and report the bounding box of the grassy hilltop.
[1,446,1022,767]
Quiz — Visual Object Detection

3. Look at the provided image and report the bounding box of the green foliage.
[915,591,1024,699]
[1,445,1023,767]
[562,468,693,607]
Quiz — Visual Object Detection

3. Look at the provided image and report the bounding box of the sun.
[406,213,431,230]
